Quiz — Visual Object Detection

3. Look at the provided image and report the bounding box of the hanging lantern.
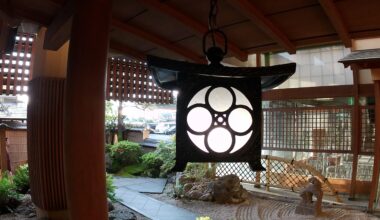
[147,0,296,171]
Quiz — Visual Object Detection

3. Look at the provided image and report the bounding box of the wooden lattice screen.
[106,58,173,104]
[0,32,35,96]
[263,106,353,153]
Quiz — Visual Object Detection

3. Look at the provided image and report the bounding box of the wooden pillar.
[0,129,7,171]
[368,69,380,211]
[64,0,111,219]
[349,66,360,199]
[27,27,69,219]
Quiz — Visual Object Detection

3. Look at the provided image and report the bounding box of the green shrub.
[13,164,29,194]
[141,152,163,178]
[109,141,142,173]
[0,172,20,212]
[155,137,176,177]
[184,163,213,181]
[106,173,116,202]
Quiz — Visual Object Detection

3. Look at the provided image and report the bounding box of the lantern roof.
[147,55,296,90]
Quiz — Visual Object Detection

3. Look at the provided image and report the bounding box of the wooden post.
[27,27,69,219]
[266,158,270,191]
[64,0,111,219]
[368,72,380,211]
[0,130,7,171]
[349,66,360,199]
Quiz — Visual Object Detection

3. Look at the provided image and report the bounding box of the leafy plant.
[184,163,215,181]
[155,137,176,177]
[141,152,163,178]
[105,101,118,132]
[0,172,20,213]
[106,173,116,202]
[109,141,142,173]
[13,164,29,194]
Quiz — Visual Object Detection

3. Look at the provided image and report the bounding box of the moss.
[116,164,145,177]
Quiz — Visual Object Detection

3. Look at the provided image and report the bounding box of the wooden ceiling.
[2,0,380,62]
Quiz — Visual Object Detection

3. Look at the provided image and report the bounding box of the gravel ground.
[146,182,379,220]
[0,202,150,220]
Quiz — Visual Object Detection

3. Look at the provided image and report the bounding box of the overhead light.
[147,0,296,172]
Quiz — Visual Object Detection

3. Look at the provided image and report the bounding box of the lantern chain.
[208,0,219,47]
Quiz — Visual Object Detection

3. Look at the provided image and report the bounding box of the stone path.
[114,177,167,193]
[115,177,198,220]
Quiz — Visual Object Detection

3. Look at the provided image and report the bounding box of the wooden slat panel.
[106,58,173,104]
[27,77,66,210]
[0,32,34,96]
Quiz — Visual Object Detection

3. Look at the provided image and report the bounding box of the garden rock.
[183,174,248,204]
[178,175,196,185]
[109,209,137,220]
[108,198,115,211]
[14,194,36,218]
[212,174,248,204]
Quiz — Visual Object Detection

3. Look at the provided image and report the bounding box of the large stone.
[109,209,137,220]
[212,174,248,204]
[108,198,115,211]
[14,194,36,218]
[182,174,248,204]
[295,177,323,216]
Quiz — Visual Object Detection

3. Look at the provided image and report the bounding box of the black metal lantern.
[147,0,296,172]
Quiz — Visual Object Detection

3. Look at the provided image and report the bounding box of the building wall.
[270,45,353,88]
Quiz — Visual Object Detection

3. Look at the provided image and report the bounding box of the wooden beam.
[262,85,354,100]
[318,0,352,48]
[227,0,296,54]
[0,2,50,26]
[109,41,146,61]
[43,1,73,50]
[139,0,248,61]
[112,18,205,64]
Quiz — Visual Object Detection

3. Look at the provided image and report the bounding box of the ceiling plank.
[112,18,206,64]
[226,0,296,54]
[318,0,352,47]
[43,1,73,50]
[109,41,146,61]
[139,0,248,61]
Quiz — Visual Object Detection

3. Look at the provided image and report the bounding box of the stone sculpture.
[295,176,323,216]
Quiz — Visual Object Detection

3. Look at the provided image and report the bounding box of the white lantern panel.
[230,131,253,153]
[187,132,209,153]
[187,86,211,107]
[187,107,212,132]
[228,108,252,133]
[232,87,253,110]
[207,127,232,153]
[208,87,233,112]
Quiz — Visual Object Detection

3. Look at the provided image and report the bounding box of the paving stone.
[115,187,198,220]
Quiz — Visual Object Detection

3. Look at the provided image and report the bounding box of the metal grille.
[216,155,340,201]
[106,58,173,104]
[0,33,35,95]
[361,105,375,153]
[263,106,352,152]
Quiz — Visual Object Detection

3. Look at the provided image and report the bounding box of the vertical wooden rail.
[266,157,270,191]
[256,52,262,188]
[350,66,360,199]
[368,75,380,211]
